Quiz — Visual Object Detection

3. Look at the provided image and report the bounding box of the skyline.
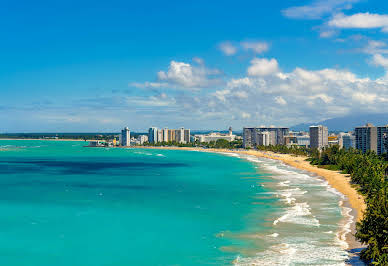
[2,0,388,132]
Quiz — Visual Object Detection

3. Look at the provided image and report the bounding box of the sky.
[1,0,388,132]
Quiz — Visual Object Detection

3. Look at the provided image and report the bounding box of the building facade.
[377,125,388,155]
[120,127,130,146]
[243,127,289,148]
[137,135,148,145]
[338,132,355,150]
[148,127,190,144]
[355,123,377,153]
[309,125,328,150]
[195,127,236,143]
[148,127,158,143]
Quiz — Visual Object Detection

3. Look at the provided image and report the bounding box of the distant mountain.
[291,113,388,132]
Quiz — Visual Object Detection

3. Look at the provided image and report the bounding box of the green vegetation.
[201,139,243,149]
[143,139,243,149]
[143,141,197,147]
[309,146,388,265]
[256,144,310,156]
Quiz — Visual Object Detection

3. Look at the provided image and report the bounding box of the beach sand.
[132,146,366,255]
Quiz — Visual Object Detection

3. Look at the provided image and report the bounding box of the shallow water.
[0,140,350,265]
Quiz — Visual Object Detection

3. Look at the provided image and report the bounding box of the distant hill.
[291,113,388,132]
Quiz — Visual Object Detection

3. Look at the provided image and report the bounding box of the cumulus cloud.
[182,57,388,126]
[372,54,388,68]
[218,41,237,56]
[363,40,388,55]
[282,0,358,19]
[126,55,388,128]
[275,96,287,105]
[241,41,269,54]
[132,60,222,90]
[329,12,388,32]
[247,58,279,76]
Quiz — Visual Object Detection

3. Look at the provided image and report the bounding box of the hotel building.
[243,126,289,148]
[120,127,130,146]
[355,123,377,154]
[377,125,388,155]
[148,127,191,144]
[338,132,355,150]
[195,127,236,143]
[148,127,158,143]
[309,125,328,150]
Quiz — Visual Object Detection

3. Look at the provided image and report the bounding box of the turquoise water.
[0,140,351,265]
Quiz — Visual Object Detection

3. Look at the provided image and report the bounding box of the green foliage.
[142,139,243,149]
[355,186,388,265]
[309,146,388,264]
[143,141,197,147]
[256,144,310,156]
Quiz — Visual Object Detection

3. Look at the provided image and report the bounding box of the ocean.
[0,140,352,265]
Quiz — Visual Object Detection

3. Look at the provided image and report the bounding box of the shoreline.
[131,146,366,254]
[0,138,90,141]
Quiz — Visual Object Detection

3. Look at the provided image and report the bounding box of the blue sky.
[1,0,388,132]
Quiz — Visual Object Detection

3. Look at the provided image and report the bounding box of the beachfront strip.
[90,123,388,156]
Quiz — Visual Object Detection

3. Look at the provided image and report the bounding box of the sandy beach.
[132,146,366,253]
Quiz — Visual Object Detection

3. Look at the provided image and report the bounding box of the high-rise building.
[184,129,190,144]
[257,131,276,146]
[377,125,388,155]
[168,129,176,142]
[355,123,377,153]
[157,130,163,143]
[309,125,328,150]
[338,132,355,150]
[120,127,130,146]
[137,135,148,145]
[175,127,190,144]
[148,127,158,143]
[243,127,289,148]
[161,128,169,142]
[148,127,190,144]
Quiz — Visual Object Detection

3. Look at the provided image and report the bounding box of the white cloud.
[363,40,388,55]
[218,41,237,56]
[319,30,337,38]
[127,56,388,128]
[133,60,222,90]
[282,0,358,19]
[372,54,388,68]
[247,58,279,76]
[352,92,377,104]
[241,112,251,119]
[241,41,269,54]
[275,96,287,105]
[329,12,388,32]
[192,57,204,65]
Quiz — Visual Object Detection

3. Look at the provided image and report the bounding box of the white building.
[120,127,130,146]
[195,127,236,143]
[137,135,148,145]
[256,131,276,146]
[309,125,328,150]
[296,135,310,147]
[175,127,190,144]
[162,128,169,142]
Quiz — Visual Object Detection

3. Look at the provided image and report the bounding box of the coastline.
[0,138,90,141]
[131,146,366,254]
